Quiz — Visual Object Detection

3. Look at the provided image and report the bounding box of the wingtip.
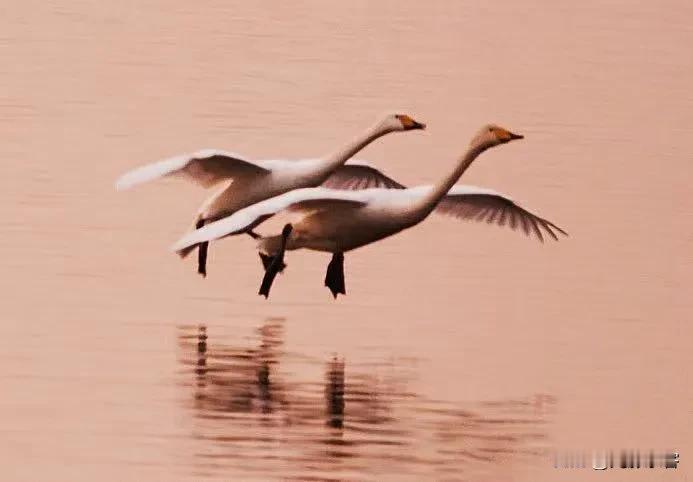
[545,218,568,238]
[171,239,194,256]
[114,178,128,191]
[537,218,568,242]
[551,225,569,240]
[114,173,139,191]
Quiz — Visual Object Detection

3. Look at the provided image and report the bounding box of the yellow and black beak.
[397,114,427,131]
[410,120,426,130]
[492,126,524,143]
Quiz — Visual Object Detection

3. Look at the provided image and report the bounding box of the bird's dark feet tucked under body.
[324,252,346,299]
[196,219,208,278]
[258,224,293,299]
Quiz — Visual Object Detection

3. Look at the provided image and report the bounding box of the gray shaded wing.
[322,161,406,190]
[436,186,567,242]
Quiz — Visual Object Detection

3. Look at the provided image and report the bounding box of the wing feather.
[435,186,567,242]
[115,150,271,190]
[322,161,406,190]
[527,216,544,242]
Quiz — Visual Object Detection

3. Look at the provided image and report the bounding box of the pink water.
[1,1,691,480]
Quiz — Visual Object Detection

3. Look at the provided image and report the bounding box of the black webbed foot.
[195,219,208,278]
[324,252,346,298]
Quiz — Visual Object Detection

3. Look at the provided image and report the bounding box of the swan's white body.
[173,183,564,256]
[115,115,425,257]
[172,125,566,259]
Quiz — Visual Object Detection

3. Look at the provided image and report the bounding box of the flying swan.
[171,125,567,298]
[115,114,425,276]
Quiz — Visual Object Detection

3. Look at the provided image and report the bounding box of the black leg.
[258,224,293,299]
[196,219,208,278]
[251,232,285,273]
[259,252,287,273]
[259,252,273,271]
[324,252,346,299]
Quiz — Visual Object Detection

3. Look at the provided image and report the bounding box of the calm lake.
[2,1,691,480]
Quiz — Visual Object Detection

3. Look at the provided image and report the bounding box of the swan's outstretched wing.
[322,161,406,190]
[115,150,274,190]
[436,185,567,242]
[171,188,368,253]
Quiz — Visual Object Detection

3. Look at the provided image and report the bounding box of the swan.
[171,124,567,298]
[115,113,425,276]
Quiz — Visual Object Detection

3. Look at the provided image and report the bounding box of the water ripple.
[177,319,556,480]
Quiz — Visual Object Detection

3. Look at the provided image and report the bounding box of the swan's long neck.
[409,142,490,219]
[316,122,394,179]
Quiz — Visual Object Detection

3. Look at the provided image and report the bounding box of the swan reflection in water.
[181,320,286,416]
[177,320,556,480]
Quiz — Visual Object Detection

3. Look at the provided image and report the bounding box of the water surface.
[1,1,692,480]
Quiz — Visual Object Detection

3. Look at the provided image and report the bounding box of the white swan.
[115,114,425,276]
[171,124,567,298]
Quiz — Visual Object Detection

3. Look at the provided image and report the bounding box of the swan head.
[381,114,426,132]
[471,124,524,149]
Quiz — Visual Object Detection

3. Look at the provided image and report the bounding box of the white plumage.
[115,114,426,273]
[173,124,566,261]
